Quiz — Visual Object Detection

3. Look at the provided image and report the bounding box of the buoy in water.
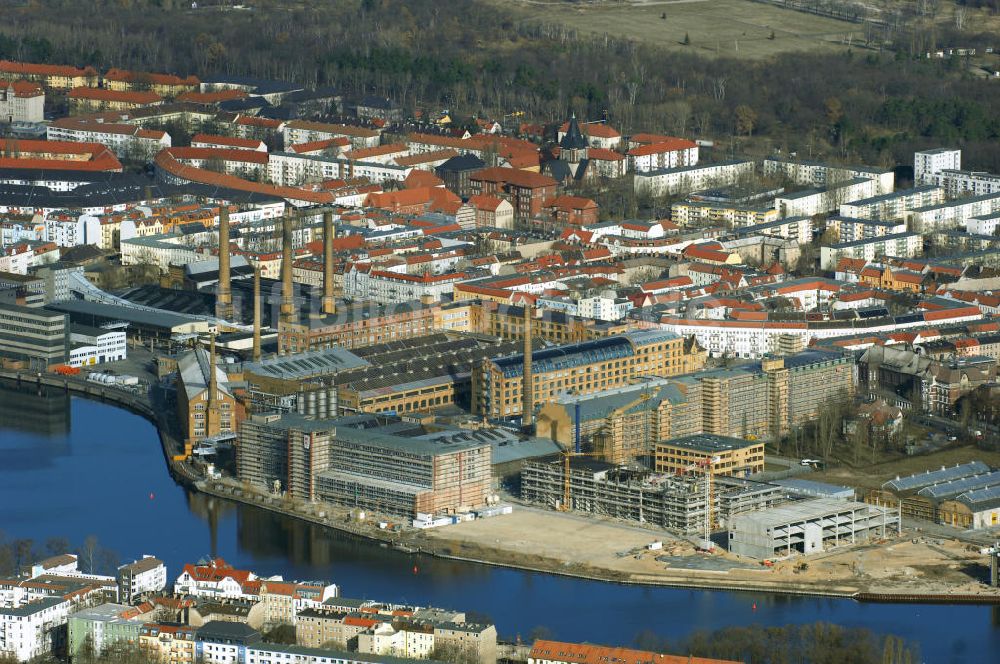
[412,565,418,575]
[149,492,155,500]
[752,602,757,611]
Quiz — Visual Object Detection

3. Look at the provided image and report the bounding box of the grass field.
[497,0,868,60]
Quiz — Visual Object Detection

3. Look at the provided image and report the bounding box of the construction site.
[520,456,785,536]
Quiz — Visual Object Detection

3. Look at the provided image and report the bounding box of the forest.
[0,1,999,173]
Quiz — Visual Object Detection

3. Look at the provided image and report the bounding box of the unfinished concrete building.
[728,498,900,559]
[520,457,783,535]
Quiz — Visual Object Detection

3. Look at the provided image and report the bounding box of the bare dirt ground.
[413,504,1000,597]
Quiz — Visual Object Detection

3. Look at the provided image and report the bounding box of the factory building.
[474,329,705,421]
[243,347,369,416]
[338,334,523,415]
[176,343,242,451]
[278,301,439,354]
[534,350,853,455]
[314,425,492,516]
[520,457,784,534]
[727,498,900,559]
[654,433,765,478]
[867,461,1000,528]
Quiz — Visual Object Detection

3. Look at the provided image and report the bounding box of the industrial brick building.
[314,425,492,516]
[474,329,705,421]
[176,343,242,450]
[238,414,492,516]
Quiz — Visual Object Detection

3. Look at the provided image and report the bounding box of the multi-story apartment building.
[343,267,467,305]
[838,185,943,221]
[819,232,922,270]
[832,217,907,244]
[474,329,705,420]
[671,200,778,228]
[0,597,71,661]
[908,192,1000,233]
[469,167,558,222]
[730,216,813,244]
[67,603,144,659]
[914,148,962,185]
[762,157,895,195]
[67,87,163,112]
[282,120,380,150]
[0,80,44,123]
[48,119,171,161]
[116,556,167,603]
[103,68,200,97]
[633,160,754,198]
[0,60,99,89]
[139,623,198,664]
[773,177,877,218]
[628,138,699,173]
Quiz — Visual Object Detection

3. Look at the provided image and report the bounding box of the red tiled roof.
[587,147,626,162]
[0,60,97,78]
[0,138,122,172]
[558,121,621,139]
[192,133,264,150]
[0,80,43,97]
[468,194,506,212]
[68,87,162,104]
[168,146,269,165]
[289,137,350,154]
[471,166,557,189]
[285,120,379,138]
[628,138,698,157]
[404,170,445,189]
[545,195,598,211]
[529,640,738,664]
[104,68,199,87]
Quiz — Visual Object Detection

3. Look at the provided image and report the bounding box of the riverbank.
[9,370,999,605]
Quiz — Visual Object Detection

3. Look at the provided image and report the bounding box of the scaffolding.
[521,458,785,535]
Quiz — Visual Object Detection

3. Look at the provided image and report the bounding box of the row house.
[68,86,163,112]
[0,60,98,89]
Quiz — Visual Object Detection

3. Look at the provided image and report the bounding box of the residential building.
[762,157,895,195]
[819,232,922,270]
[67,87,163,112]
[282,121,380,150]
[103,68,199,97]
[67,603,144,659]
[914,148,962,185]
[774,177,877,218]
[633,160,753,198]
[0,60,98,89]
[195,621,262,664]
[0,597,71,661]
[469,167,558,222]
[139,623,198,664]
[557,120,622,149]
[117,556,167,603]
[908,192,1000,233]
[672,200,778,228]
[628,138,698,173]
[0,80,44,123]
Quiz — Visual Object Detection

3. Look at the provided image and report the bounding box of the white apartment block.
[282,121,380,150]
[268,152,410,187]
[671,200,777,228]
[633,160,753,197]
[46,122,170,160]
[732,216,813,244]
[0,244,32,274]
[578,296,632,321]
[629,142,699,174]
[121,234,209,271]
[44,213,102,247]
[117,556,167,603]
[763,158,895,195]
[357,623,435,660]
[819,232,922,270]
[0,597,71,662]
[839,185,943,221]
[774,177,877,219]
[908,192,1000,233]
[914,148,962,185]
[929,169,1000,198]
[966,212,1000,236]
[0,80,44,123]
[833,217,907,244]
[343,268,465,305]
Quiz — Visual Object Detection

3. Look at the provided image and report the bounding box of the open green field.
[498,0,867,60]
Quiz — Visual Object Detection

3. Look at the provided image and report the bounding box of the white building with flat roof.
[914,148,961,185]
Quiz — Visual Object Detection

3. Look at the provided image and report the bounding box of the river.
[0,384,998,663]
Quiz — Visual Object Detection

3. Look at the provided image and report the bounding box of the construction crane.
[679,455,722,551]
[981,541,1000,587]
